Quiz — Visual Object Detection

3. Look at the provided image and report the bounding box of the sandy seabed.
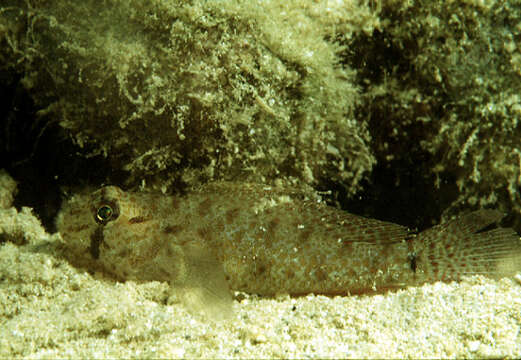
[1,174,520,359]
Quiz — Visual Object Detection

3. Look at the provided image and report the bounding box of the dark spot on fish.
[474,222,497,234]
[165,244,174,257]
[197,197,213,216]
[69,223,90,232]
[117,248,130,258]
[254,261,267,277]
[286,268,295,279]
[150,203,158,213]
[171,197,180,211]
[234,229,245,243]
[89,227,104,259]
[315,267,328,282]
[128,216,149,224]
[225,207,241,225]
[299,229,312,243]
[163,224,183,235]
[69,208,84,216]
[267,218,279,235]
[409,253,417,273]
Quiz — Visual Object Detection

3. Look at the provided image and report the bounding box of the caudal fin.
[414,209,521,283]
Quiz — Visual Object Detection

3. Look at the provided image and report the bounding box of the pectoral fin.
[179,241,233,320]
[161,239,233,321]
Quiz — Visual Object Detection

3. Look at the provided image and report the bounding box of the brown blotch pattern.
[266,218,279,236]
[225,207,241,225]
[254,262,268,277]
[69,224,90,233]
[197,197,213,217]
[298,228,313,243]
[197,226,214,242]
[315,267,329,282]
[163,224,184,235]
[171,197,180,211]
[128,216,149,224]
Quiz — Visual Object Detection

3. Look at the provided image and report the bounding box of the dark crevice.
[0,71,118,233]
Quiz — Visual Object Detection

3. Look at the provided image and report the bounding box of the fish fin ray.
[415,210,521,282]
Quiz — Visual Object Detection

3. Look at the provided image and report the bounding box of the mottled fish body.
[57,182,521,315]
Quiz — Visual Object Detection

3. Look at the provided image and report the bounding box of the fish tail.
[412,209,521,284]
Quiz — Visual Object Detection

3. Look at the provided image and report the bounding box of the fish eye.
[97,205,113,221]
[95,201,119,225]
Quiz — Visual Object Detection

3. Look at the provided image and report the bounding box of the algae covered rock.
[0,0,374,194]
[342,0,521,224]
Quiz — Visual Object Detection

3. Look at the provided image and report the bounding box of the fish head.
[56,185,165,279]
